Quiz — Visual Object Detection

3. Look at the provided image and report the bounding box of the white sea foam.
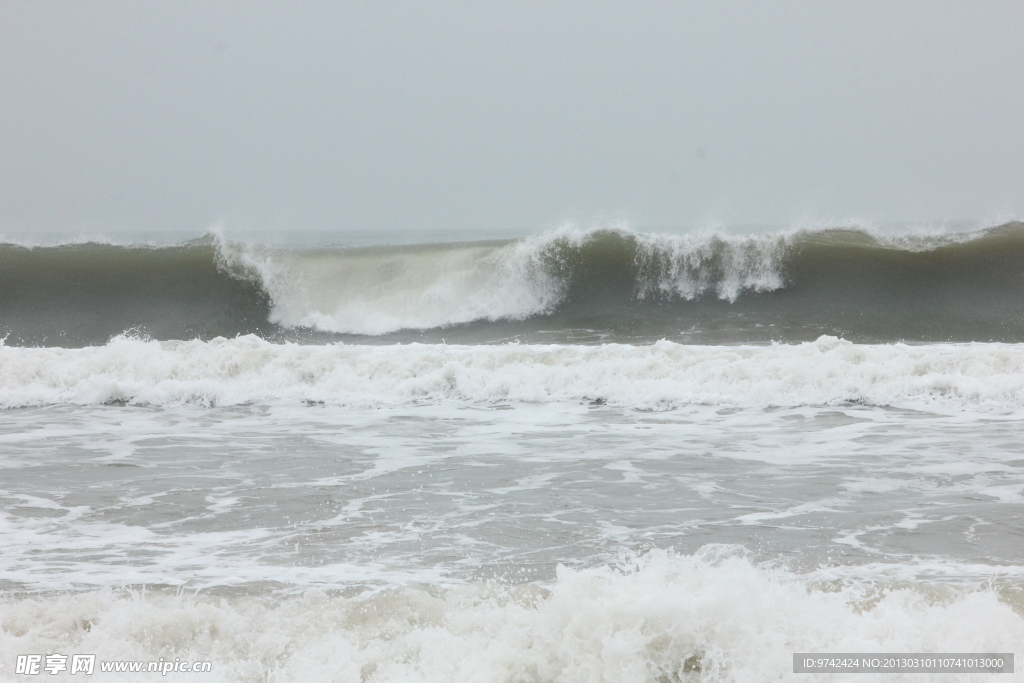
[2,335,1024,411]
[1,549,1021,682]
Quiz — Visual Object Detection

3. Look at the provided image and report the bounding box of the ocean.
[2,223,1023,681]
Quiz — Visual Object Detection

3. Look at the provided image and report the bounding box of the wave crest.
[215,225,793,335]
[4,222,1024,345]
[216,236,563,336]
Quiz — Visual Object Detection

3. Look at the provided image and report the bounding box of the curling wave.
[2,222,1024,345]
[213,225,790,336]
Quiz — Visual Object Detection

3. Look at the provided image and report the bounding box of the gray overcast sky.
[1,1,1022,235]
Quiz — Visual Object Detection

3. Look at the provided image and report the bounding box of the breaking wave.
[2,222,1024,345]
[2,334,1023,411]
[213,225,790,336]
[1,549,1021,682]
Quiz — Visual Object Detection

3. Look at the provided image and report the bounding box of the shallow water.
[3,400,1024,594]
[2,399,1023,681]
